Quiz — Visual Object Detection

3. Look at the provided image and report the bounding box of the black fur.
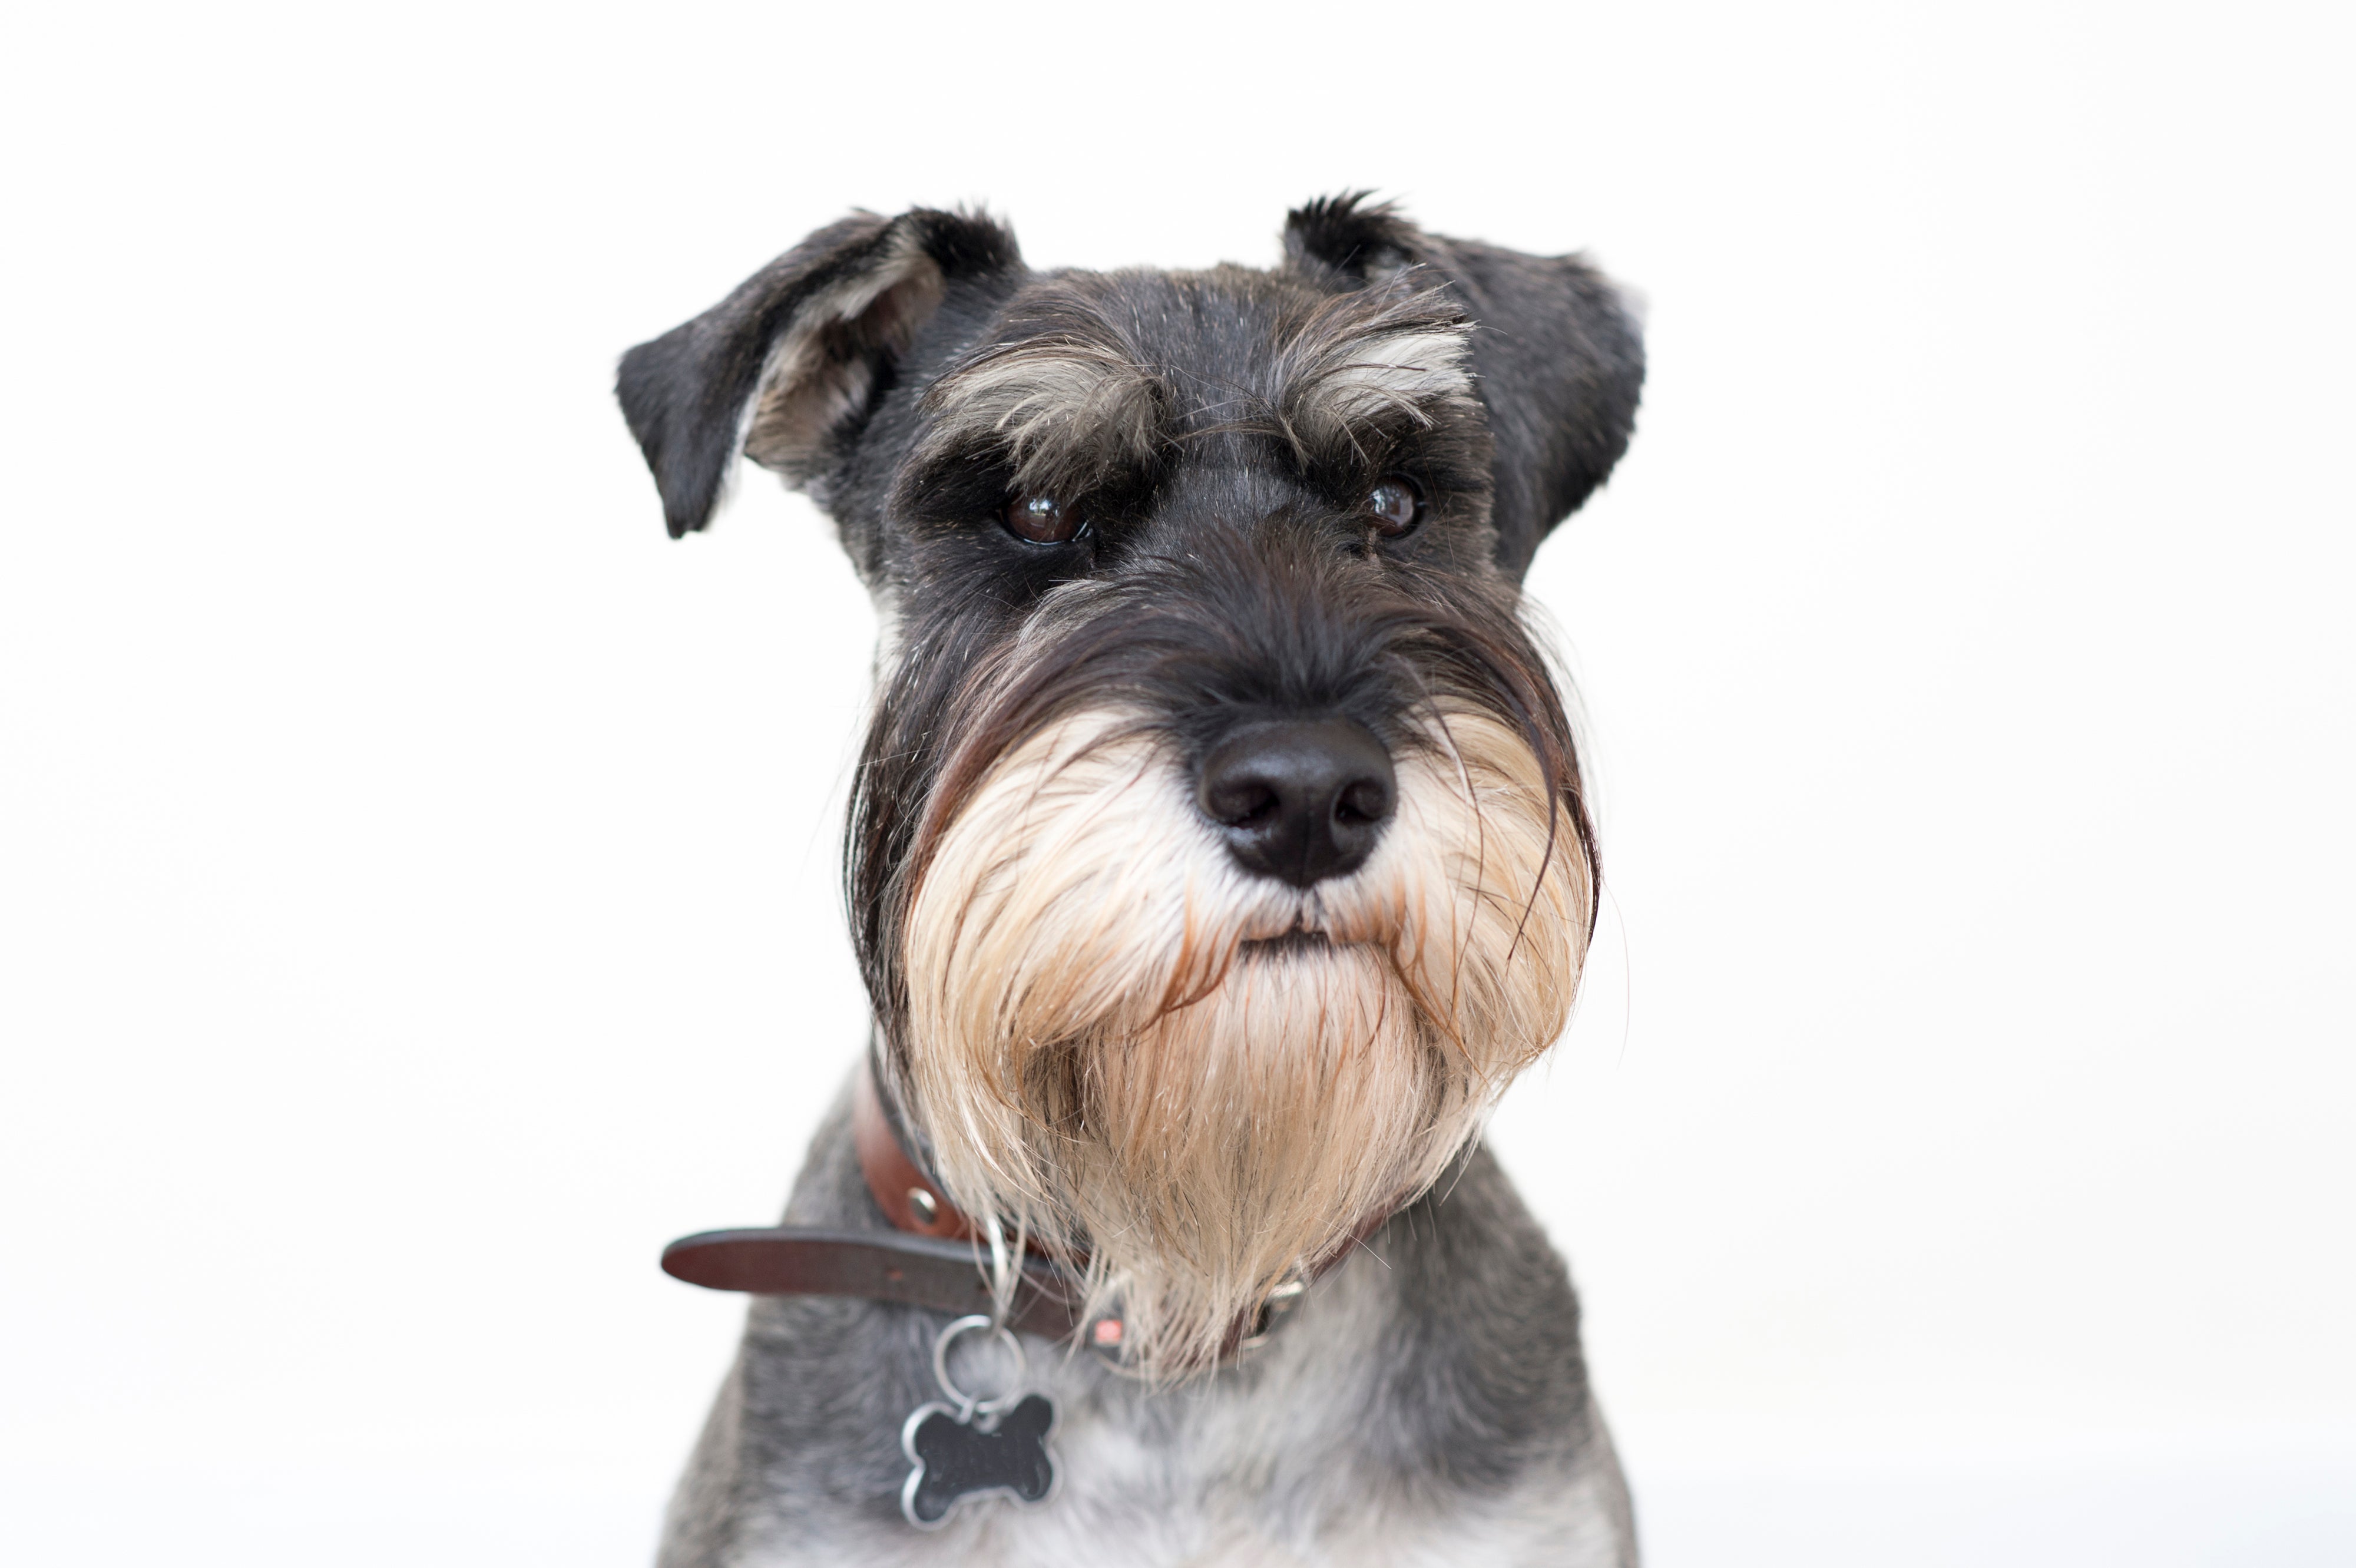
[616,196,1641,566]
[617,208,1024,539]
[617,201,1643,1090]
[1284,193,1645,574]
[617,198,1647,1561]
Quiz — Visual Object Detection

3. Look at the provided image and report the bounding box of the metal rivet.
[908,1187,939,1225]
[1239,1278,1308,1355]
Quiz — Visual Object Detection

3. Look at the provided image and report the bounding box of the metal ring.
[931,1314,1027,1418]
[983,1212,1012,1306]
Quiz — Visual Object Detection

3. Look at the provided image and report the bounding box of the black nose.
[1196,717,1396,888]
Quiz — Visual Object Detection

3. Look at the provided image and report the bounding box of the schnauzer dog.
[617,194,1644,1565]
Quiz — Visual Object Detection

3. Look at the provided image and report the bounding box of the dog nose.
[1196,717,1395,887]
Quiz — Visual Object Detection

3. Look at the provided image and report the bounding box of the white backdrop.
[4,2,2350,1563]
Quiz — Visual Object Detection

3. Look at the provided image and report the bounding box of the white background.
[4,2,2350,1563]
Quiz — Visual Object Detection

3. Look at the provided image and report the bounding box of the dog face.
[618,197,1643,1377]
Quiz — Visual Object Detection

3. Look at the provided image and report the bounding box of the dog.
[616,193,1645,1566]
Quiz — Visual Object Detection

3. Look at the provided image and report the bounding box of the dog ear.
[617,208,1023,538]
[1284,194,1644,576]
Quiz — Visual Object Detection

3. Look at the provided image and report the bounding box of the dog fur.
[618,194,1644,1564]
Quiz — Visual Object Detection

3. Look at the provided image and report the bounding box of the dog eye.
[1002,492,1084,545]
[1364,477,1422,537]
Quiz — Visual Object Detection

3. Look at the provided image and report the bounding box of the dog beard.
[898,704,1588,1380]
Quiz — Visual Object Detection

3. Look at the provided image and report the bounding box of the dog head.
[618,196,1643,1377]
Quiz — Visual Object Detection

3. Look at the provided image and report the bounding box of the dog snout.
[1196,716,1395,888]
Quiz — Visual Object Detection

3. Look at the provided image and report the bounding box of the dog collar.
[846,1057,1053,1255]
[661,1059,1397,1354]
[660,1060,1090,1338]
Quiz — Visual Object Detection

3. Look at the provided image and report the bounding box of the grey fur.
[659,1071,1636,1567]
[620,196,1647,1564]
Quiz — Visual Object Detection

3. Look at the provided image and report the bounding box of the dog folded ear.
[617,209,1023,537]
[1284,194,1644,576]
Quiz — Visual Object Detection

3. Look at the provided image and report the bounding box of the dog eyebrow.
[917,333,1166,495]
[915,281,1478,497]
[1272,292,1479,463]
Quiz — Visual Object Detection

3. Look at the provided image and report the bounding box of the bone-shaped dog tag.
[901,1392,1057,1526]
[899,1315,1058,1529]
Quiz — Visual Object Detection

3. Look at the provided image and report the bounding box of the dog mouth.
[1237,929,1340,959]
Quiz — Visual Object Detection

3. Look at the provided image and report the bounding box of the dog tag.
[899,1315,1058,1529]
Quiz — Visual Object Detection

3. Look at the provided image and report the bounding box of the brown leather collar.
[848,1057,1055,1253]
[661,1057,1403,1354]
[659,1226,1087,1338]
[661,1058,1089,1339]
